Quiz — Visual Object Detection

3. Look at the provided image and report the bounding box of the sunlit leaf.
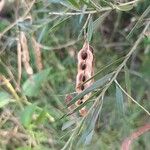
[22,68,51,97]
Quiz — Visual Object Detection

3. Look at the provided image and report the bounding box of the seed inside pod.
[81,51,87,60]
[77,99,83,105]
[82,75,86,82]
[80,63,86,70]
[81,85,84,90]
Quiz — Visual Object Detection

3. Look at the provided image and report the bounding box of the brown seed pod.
[75,41,94,116]
[20,32,33,76]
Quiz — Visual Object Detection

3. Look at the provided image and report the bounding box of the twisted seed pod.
[76,41,94,116]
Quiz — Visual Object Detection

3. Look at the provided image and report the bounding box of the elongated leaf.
[87,17,93,42]
[62,119,77,131]
[85,129,94,145]
[124,65,131,104]
[67,73,113,107]
[23,68,51,97]
[79,5,87,24]
[78,97,103,145]
[20,104,36,128]
[116,4,133,11]
[115,83,125,116]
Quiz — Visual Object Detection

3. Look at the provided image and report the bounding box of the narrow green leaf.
[78,97,103,145]
[115,83,125,116]
[116,4,133,11]
[79,5,87,24]
[67,73,113,107]
[87,17,94,42]
[62,119,77,131]
[124,65,131,104]
[20,104,36,128]
[22,69,51,97]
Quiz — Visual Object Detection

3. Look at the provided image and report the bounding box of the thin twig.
[49,0,141,16]
[38,40,79,51]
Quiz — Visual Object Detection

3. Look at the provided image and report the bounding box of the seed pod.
[20,31,33,76]
[75,41,94,116]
